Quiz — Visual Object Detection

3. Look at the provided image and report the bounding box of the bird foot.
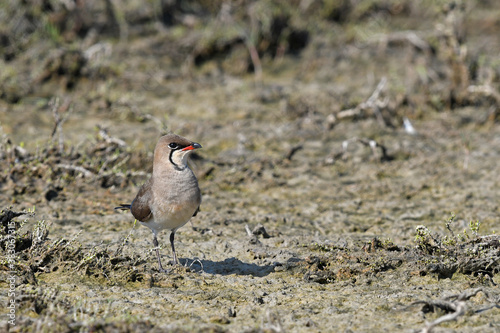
[156,260,181,273]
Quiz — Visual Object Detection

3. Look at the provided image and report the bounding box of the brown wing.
[130,179,153,222]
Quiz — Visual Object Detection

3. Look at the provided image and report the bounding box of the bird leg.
[152,234,168,273]
[170,231,179,265]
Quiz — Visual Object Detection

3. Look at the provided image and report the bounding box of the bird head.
[154,134,202,171]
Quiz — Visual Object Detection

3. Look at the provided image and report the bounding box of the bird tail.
[114,204,131,211]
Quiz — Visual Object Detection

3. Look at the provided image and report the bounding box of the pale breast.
[147,169,201,232]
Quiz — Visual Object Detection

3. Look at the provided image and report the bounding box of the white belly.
[143,201,197,233]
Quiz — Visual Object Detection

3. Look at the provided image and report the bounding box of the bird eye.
[168,142,179,149]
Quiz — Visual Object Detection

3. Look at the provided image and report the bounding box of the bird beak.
[182,142,202,151]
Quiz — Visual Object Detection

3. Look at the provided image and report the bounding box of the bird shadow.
[181,257,275,277]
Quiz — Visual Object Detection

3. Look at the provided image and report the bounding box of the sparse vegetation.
[413,214,500,281]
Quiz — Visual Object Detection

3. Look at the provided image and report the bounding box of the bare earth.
[1,1,499,332]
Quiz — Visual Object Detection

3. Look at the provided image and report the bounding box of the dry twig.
[217,2,262,84]
[341,137,392,162]
[245,3,263,85]
[50,97,73,154]
[56,164,94,178]
[285,144,303,161]
[373,30,431,53]
[410,288,497,333]
[334,77,390,127]
[97,125,127,148]
[244,224,253,237]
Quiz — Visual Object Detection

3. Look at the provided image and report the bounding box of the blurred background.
[1,0,498,144]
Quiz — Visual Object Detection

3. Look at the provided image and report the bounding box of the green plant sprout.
[469,220,481,236]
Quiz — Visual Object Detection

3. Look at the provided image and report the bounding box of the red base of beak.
[182,142,202,151]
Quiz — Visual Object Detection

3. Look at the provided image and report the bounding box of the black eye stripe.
[168,142,181,149]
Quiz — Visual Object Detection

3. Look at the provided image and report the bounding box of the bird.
[115,134,202,272]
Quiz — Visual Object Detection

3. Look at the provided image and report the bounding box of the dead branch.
[96,170,149,183]
[244,224,253,237]
[96,125,127,148]
[341,137,392,162]
[373,30,432,53]
[411,288,488,333]
[218,2,262,84]
[466,84,500,103]
[105,0,128,42]
[97,153,129,176]
[50,97,73,155]
[335,77,389,127]
[245,3,263,86]
[467,85,500,123]
[324,150,345,165]
[56,164,94,178]
[313,221,326,236]
[421,301,465,333]
[285,144,303,161]
[84,42,112,63]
